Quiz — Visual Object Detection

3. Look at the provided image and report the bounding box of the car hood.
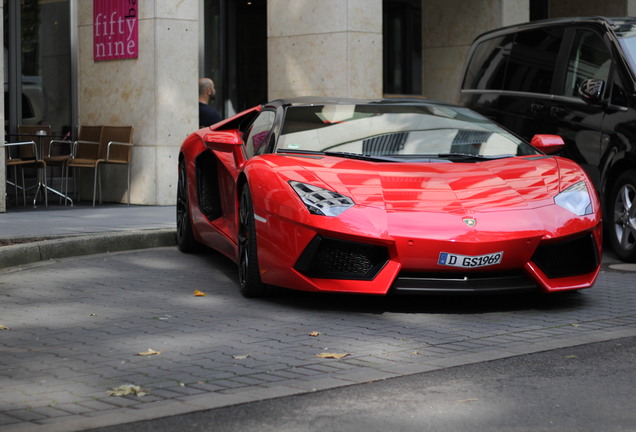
[273,154,569,213]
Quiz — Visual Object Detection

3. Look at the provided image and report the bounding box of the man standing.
[198,78,222,128]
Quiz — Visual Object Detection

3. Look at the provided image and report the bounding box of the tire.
[176,158,202,253]
[238,184,270,297]
[608,170,636,262]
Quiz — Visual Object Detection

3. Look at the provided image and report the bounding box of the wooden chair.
[43,134,73,198]
[65,125,103,205]
[17,125,57,204]
[101,125,134,205]
[65,125,133,206]
[4,140,48,207]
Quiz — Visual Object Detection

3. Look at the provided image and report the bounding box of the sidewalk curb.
[0,229,176,270]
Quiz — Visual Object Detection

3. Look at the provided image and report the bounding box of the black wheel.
[176,158,202,253]
[238,184,269,297]
[608,170,636,262]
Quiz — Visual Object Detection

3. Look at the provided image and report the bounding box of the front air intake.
[295,236,389,280]
[531,233,599,278]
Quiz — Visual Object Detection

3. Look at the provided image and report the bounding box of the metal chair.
[65,125,133,206]
[3,140,48,208]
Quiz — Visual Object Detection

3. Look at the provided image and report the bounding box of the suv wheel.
[608,170,636,262]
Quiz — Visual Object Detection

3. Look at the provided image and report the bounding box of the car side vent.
[531,233,599,278]
[295,236,389,280]
[195,151,222,221]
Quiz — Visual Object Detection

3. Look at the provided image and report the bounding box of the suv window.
[503,27,564,94]
[462,35,514,90]
[563,30,612,97]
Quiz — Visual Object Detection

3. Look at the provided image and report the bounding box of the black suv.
[459,17,636,262]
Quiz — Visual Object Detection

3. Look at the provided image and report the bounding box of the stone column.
[422,0,528,104]
[267,0,383,100]
[77,1,199,205]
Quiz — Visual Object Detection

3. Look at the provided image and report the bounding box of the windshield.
[615,23,636,72]
[276,103,539,160]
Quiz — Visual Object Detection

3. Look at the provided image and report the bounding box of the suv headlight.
[554,181,592,216]
[289,181,355,217]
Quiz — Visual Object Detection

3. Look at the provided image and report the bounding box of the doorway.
[201,0,267,118]
[4,0,73,138]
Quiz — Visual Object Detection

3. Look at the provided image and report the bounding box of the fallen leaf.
[570,323,581,327]
[89,313,98,317]
[233,353,252,360]
[0,325,9,330]
[316,352,350,359]
[136,348,162,356]
[564,355,579,359]
[107,384,148,397]
[308,331,321,337]
[458,398,479,403]
[194,290,207,297]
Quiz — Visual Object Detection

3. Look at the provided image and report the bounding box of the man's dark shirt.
[199,102,222,128]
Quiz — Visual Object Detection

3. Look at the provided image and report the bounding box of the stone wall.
[267,0,383,100]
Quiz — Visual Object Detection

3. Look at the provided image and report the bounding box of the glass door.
[4,0,72,138]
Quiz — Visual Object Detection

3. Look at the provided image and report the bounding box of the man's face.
[210,82,216,101]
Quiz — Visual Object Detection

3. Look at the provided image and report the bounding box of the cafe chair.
[3,140,48,208]
[62,125,102,203]
[65,125,133,206]
[101,125,134,206]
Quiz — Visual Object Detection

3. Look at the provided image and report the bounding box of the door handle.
[530,103,545,113]
[550,105,565,117]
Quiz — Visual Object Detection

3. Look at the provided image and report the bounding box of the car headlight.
[554,181,592,216]
[289,181,355,217]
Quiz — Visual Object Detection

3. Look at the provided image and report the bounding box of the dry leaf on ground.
[308,331,321,337]
[316,352,350,359]
[136,348,162,356]
[194,290,207,296]
[0,325,9,330]
[233,353,252,360]
[107,384,148,397]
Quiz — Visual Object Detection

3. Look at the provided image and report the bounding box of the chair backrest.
[17,124,51,159]
[101,125,134,162]
[75,125,103,159]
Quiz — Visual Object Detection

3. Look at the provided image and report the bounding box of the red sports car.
[177,98,602,297]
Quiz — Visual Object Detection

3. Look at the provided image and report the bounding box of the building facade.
[3,0,636,212]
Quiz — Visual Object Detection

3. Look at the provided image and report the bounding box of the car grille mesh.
[295,236,389,280]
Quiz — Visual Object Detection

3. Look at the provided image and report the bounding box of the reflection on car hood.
[273,154,564,212]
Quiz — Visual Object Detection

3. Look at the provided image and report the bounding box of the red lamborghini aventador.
[177,98,602,297]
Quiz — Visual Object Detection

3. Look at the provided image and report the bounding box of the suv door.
[496,26,566,140]
[546,26,612,190]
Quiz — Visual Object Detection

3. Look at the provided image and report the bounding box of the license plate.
[438,251,503,268]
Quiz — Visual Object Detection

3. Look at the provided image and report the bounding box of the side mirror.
[203,130,243,151]
[203,129,245,167]
[578,78,605,104]
[530,134,564,154]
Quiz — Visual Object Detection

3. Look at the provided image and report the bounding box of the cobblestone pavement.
[1,247,636,432]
